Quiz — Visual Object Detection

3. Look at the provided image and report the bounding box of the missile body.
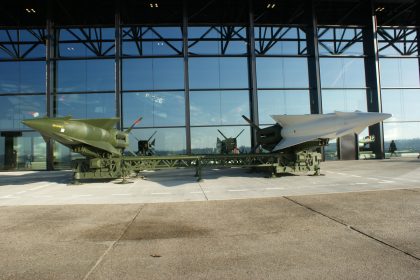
[22,117,128,158]
[271,111,391,151]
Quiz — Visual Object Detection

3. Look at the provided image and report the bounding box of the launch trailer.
[71,151,322,184]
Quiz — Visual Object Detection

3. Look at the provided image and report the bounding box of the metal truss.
[317,27,363,55]
[0,29,46,59]
[377,28,418,56]
[188,26,247,55]
[254,26,307,55]
[122,27,183,56]
[58,27,115,57]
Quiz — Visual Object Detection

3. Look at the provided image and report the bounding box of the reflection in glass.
[256,57,309,88]
[123,58,184,90]
[57,93,116,119]
[190,91,249,125]
[382,89,420,122]
[379,58,420,88]
[189,58,248,89]
[322,89,367,114]
[258,90,310,124]
[128,128,186,155]
[123,91,185,127]
[57,59,115,92]
[0,61,45,93]
[191,126,251,154]
[324,140,338,161]
[383,122,420,153]
[0,95,46,130]
[320,58,366,88]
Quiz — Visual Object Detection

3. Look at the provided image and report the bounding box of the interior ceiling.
[0,0,418,27]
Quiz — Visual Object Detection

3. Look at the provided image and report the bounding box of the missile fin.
[354,126,367,135]
[272,136,317,151]
[271,114,326,127]
[75,118,120,130]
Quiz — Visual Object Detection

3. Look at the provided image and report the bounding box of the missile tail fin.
[125,116,143,134]
[242,115,260,131]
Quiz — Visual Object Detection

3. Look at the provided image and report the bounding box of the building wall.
[0,1,419,169]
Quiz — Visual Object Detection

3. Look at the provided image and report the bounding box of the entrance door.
[1,131,22,170]
[1,131,46,170]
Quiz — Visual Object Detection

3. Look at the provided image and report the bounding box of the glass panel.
[256,57,309,88]
[191,126,251,154]
[0,61,45,93]
[0,95,46,130]
[128,127,186,155]
[379,58,420,88]
[57,93,116,119]
[378,28,418,56]
[318,27,363,56]
[322,89,367,114]
[324,140,338,161]
[123,58,184,90]
[57,59,115,92]
[190,91,249,125]
[258,90,310,124]
[189,57,248,89]
[123,91,185,127]
[53,143,84,170]
[384,122,420,154]
[320,58,366,88]
[382,89,420,122]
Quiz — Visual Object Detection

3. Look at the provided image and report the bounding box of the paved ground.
[0,158,419,279]
[1,158,420,205]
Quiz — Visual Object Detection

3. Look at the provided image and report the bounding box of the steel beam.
[362,0,385,159]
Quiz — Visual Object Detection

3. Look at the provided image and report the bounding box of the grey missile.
[270,111,391,151]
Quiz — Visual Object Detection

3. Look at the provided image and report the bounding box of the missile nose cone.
[21,118,48,132]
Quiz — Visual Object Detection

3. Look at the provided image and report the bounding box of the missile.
[22,116,141,158]
[243,111,391,152]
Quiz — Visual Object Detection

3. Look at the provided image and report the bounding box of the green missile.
[22,116,140,158]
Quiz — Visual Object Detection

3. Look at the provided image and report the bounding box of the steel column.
[183,0,191,154]
[305,0,322,115]
[45,1,55,171]
[115,3,122,129]
[247,0,259,149]
[362,0,385,159]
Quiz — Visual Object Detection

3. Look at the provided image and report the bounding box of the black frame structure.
[1,0,419,170]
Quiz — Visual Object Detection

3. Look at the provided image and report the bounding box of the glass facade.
[1,2,419,170]
[378,28,420,154]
